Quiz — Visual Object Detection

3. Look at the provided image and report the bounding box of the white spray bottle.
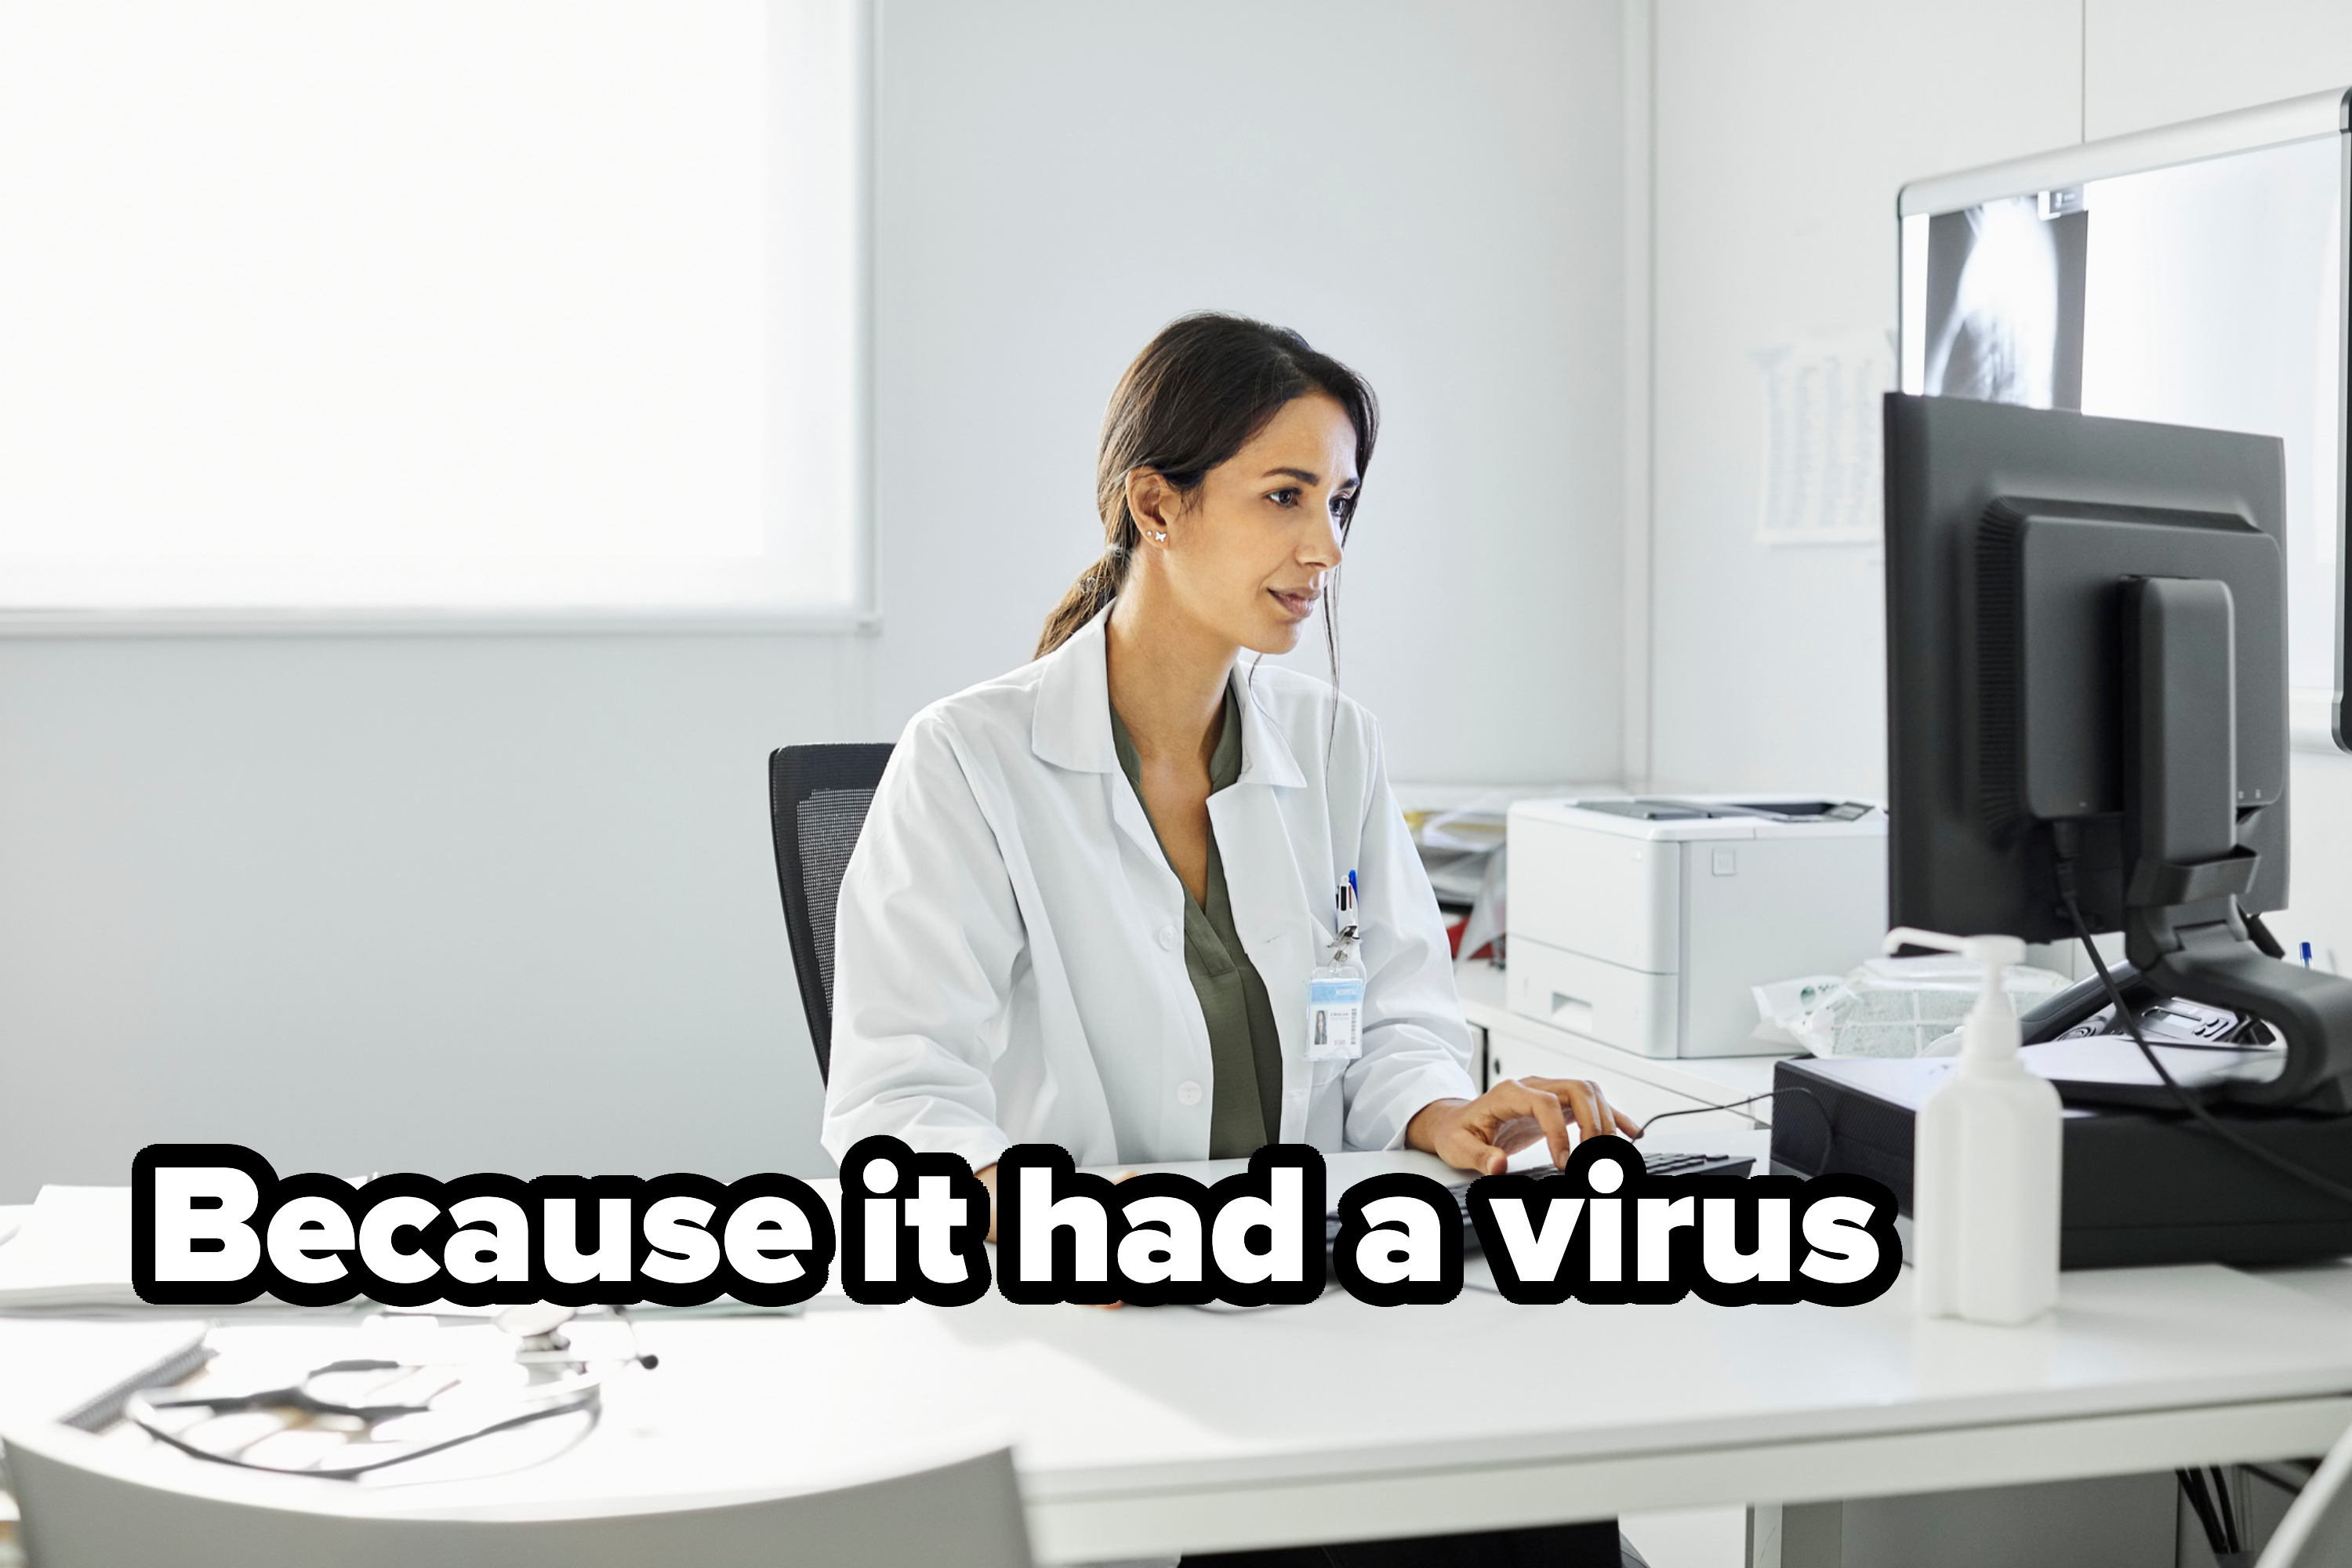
[1889,927,2062,1325]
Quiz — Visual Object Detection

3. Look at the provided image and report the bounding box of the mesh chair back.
[768,742,895,1083]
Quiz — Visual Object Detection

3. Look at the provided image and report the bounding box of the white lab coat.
[819,605,1477,1171]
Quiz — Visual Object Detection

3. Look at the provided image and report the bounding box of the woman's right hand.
[1406,1076,1640,1176]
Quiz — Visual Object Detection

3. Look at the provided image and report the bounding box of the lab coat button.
[1177,1080,1203,1106]
[1156,924,1178,950]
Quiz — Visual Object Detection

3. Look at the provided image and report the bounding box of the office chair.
[768,742,895,1084]
[2258,1425,2352,1566]
[2,1420,1032,1568]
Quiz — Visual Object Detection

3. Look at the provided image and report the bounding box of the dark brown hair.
[1035,312,1379,658]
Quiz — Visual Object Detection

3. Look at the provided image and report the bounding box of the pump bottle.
[1889,927,2062,1325]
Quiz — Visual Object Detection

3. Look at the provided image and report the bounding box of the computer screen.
[1898,96,2347,722]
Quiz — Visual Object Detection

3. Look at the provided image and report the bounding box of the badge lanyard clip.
[1306,872,1367,1062]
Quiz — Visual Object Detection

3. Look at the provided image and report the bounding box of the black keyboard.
[1632,1149,1756,1180]
[1326,1147,1755,1251]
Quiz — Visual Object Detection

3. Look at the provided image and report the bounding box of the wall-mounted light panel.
[1898,89,2348,733]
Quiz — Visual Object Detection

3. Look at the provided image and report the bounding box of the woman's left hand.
[1405,1076,1642,1177]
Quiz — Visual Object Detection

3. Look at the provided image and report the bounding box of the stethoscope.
[126,1304,654,1479]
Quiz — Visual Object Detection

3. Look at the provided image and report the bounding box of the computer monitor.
[1883,393,2352,1111]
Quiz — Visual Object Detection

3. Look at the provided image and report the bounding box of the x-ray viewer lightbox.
[1898,89,2351,746]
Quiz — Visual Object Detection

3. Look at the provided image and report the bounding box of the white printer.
[1504,796,1887,1058]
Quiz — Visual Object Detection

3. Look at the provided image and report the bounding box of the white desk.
[1457,959,1790,1131]
[637,1267,2352,1563]
[7,1163,2352,1564]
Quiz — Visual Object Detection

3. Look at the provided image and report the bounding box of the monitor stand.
[2103,575,2352,1112]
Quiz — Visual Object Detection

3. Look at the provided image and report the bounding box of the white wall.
[0,633,865,1197]
[868,0,1630,780]
[51,3,2348,1205]
[0,1,1630,1200]
[1643,0,2082,798]
[2085,0,2352,140]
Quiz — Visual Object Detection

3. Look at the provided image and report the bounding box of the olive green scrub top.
[1110,690,1289,1156]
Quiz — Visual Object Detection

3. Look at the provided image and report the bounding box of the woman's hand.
[1406,1076,1642,1177]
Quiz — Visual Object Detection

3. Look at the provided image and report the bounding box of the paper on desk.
[2019,1035,2286,1091]
[0,1186,138,1311]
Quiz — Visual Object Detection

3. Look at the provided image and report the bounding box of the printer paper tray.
[1506,937,1677,1056]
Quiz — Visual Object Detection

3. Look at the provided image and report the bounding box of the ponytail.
[1034,543,1132,660]
[1034,312,1377,659]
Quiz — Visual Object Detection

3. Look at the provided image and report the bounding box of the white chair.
[2258,1425,2352,1567]
[2,1420,1033,1568]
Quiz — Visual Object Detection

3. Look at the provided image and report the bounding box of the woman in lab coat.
[822,315,1645,1567]
[821,310,1638,1210]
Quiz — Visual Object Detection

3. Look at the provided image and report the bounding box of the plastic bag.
[1751,954,2071,1059]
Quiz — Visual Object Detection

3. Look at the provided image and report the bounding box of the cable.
[2179,1468,2230,1558]
[2209,1465,2241,1555]
[1636,1087,1834,1159]
[1646,1091,1825,1142]
[1637,1087,1795,1127]
[2060,891,2352,1209]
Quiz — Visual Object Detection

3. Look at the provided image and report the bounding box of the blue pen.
[2303,941,2315,968]
[1348,869,1359,902]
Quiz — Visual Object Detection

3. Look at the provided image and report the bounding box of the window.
[0,1,866,626]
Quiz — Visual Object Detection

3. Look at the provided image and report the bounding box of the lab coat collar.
[1029,604,1305,790]
[1030,606,1169,871]
[1030,605,1121,775]
[1228,659,1307,789]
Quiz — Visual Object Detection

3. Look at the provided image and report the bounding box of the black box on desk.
[1769,1056,2352,1269]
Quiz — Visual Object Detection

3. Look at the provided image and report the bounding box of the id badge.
[1305,974,1365,1062]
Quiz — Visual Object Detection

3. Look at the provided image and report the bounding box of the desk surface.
[7,1160,2352,1563]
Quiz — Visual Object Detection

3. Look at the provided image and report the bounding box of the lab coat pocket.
[1310,1055,1348,1089]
